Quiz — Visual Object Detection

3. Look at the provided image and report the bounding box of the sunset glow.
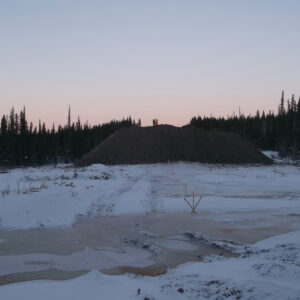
[1,1,300,127]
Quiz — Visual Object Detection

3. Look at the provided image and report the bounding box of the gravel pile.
[77,125,272,166]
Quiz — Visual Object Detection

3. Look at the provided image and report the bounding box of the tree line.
[190,91,300,157]
[1,91,299,166]
[0,106,138,166]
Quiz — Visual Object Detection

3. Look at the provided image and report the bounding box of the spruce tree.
[67,106,71,128]
[280,90,285,115]
[1,115,7,136]
[9,107,15,134]
[20,107,28,135]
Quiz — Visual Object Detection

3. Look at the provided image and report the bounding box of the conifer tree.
[14,112,20,134]
[38,120,42,134]
[1,115,7,136]
[67,106,71,129]
[291,94,296,112]
[9,107,15,134]
[20,107,28,135]
[76,116,81,131]
[280,90,285,115]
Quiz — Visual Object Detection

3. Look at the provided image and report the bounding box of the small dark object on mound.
[77,125,272,166]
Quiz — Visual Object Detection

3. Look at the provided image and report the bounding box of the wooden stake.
[184,192,203,214]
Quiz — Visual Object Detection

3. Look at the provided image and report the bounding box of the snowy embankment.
[1,160,300,230]
[1,230,299,299]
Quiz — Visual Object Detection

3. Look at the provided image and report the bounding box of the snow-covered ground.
[1,156,300,299]
[1,161,300,230]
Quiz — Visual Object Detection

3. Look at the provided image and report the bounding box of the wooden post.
[192,192,194,209]
[184,192,203,214]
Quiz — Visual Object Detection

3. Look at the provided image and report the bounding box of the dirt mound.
[77,125,272,166]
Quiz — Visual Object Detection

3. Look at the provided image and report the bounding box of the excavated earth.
[78,125,272,166]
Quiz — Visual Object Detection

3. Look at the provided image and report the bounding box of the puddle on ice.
[0,211,299,284]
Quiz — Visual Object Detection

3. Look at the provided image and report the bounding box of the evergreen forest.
[0,106,137,166]
[1,91,299,166]
[190,91,300,157]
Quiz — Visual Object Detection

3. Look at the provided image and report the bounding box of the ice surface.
[1,229,300,299]
[1,160,300,299]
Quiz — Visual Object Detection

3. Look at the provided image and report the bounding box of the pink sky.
[1,1,300,128]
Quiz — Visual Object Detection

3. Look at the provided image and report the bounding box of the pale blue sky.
[1,0,300,127]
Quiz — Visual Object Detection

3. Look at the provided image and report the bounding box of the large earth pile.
[77,125,272,166]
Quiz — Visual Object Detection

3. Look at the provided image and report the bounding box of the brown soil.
[77,125,272,166]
